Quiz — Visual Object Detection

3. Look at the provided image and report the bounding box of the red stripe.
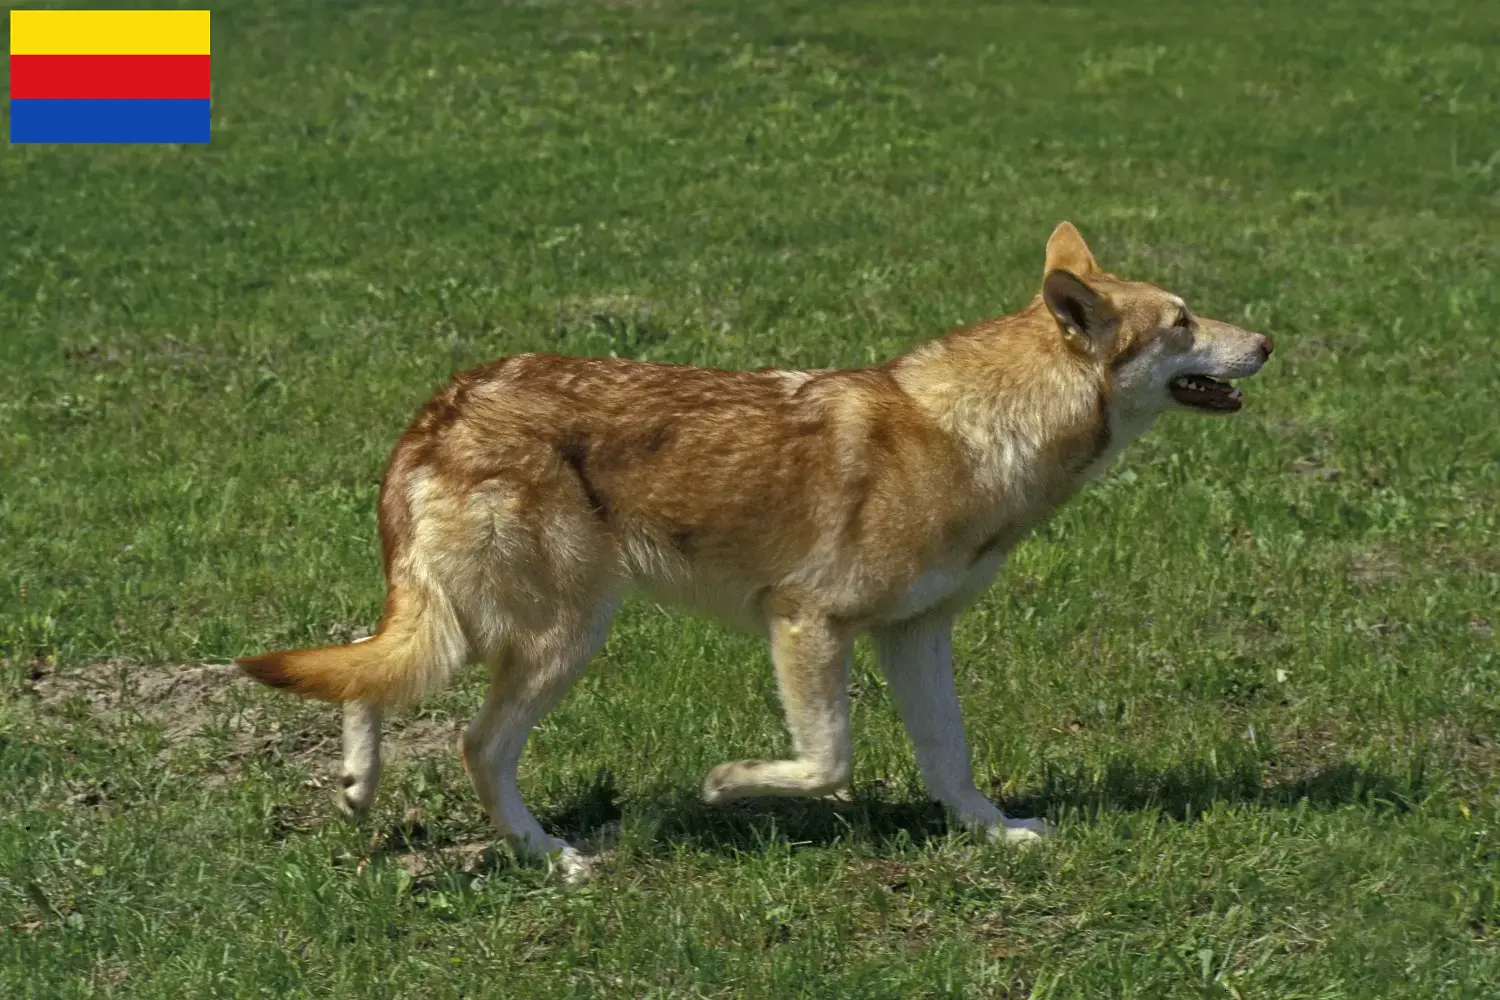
[10,55,210,100]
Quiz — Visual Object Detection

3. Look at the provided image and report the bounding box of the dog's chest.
[881,546,1008,623]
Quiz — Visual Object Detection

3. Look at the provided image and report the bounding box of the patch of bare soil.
[366,806,622,882]
[1345,541,1498,593]
[1286,456,1342,482]
[26,660,464,775]
[1258,720,1343,789]
[1347,545,1405,588]
[31,660,244,737]
[392,840,503,880]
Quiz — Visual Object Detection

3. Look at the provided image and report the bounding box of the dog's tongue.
[1170,375,1242,411]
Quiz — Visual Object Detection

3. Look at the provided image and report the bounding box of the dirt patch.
[26,660,465,774]
[1258,720,1342,789]
[392,840,502,880]
[374,820,620,882]
[31,660,246,739]
[1287,456,1342,482]
[387,714,467,761]
[1344,542,1497,592]
[1347,545,1405,588]
[1417,719,1500,796]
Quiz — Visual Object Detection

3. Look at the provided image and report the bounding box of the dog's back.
[238,223,1273,879]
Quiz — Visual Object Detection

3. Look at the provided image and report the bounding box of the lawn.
[2,0,1498,995]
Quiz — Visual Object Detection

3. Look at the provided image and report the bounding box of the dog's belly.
[620,530,1009,632]
[880,549,1007,624]
[630,569,767,633]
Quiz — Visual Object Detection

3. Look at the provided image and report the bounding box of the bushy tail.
[237,584,466,706]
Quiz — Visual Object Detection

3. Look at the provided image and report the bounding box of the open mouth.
[1169,374,1243,412]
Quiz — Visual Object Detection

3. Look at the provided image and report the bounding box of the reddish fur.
[238,223,1270,713]
[235,223,1273,870]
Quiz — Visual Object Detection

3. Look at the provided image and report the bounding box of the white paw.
[338,778,376,816]
[821,786,855,805]
[551,845,596,885]
[701,762,740,805]
[992,816,1052,846]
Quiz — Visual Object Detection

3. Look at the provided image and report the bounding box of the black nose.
[1259,335,1274,358]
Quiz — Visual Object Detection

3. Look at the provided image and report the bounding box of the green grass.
[3,0,1498,995]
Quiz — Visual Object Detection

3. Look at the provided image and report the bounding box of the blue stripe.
[10,99,210,144]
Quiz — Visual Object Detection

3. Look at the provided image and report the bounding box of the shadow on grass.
[355,755,1431,885]
[1006,754,1430,825]
[548,774,954,852]
[538,754,1431,855]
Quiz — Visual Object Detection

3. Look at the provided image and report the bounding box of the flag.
[10,10,211,144]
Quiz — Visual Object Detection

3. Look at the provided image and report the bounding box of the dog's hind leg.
[460,597,619,882]
[872,613,1049,844]
[339,700,382,814]
[702,611,854,803]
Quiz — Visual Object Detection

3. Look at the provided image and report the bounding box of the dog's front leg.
[702,612,854,804]
[873,613,1048,844]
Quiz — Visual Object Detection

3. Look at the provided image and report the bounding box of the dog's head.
[1039,222,1272,416]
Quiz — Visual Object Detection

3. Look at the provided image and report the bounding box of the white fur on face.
[1177,323,1269,382]
[1113,319,1268,416]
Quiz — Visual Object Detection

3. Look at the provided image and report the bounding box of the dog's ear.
[1044,221,1099,277]
[1043,269,1118,355]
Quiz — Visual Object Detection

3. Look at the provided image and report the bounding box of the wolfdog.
[239,223,1273,878]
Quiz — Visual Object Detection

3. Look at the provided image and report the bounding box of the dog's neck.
[892,301,1153,503]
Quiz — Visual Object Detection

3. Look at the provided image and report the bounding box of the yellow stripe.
[11,10,210,55]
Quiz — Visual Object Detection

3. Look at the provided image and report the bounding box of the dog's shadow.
[542,755,1427,854]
